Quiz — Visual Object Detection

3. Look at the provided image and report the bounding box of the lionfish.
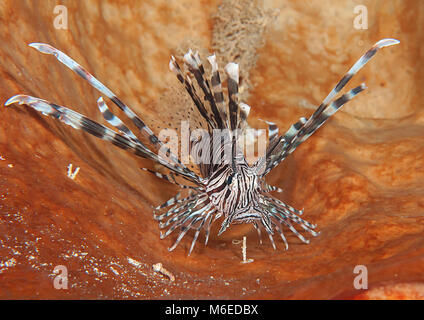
[5,38,399,255]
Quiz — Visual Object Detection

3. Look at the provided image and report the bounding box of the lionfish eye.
[226,173,234,185]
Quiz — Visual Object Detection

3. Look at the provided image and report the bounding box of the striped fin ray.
[28,43,160,144]
[167,203,213,253]
[259,119,280,155]
[153,192,218,255]
[5,95,199,182]
[206,54,228,127]
[273,215,311,245]
[263,182,283,193]
[262,84,366,176]
[204,212,222,246]
[4,95,155,158]
[274,224,289,250]
[253,222,263,245]
[282,116,308,144]
[254,210,277,249]
[156,194,216,253]
[261,39,399,177]
[263,116,308,170]
[321,38,399,106]
[291,85,365,151]
[28,43,197,181]
[157,194,208,228]
[264,195,305,217]
[224,62,240,132]
[153,193,199,220]
[97,97,138,141]
[225,62,240,172]
[264,196,318,233]
[141,167,200,191]
[238,102,251,131]
[258,200,318,249]
[188,209,211,255]
[154,192,181,211]
[184,49,224,129]
[169,56,215,130]
[158,200,204,230]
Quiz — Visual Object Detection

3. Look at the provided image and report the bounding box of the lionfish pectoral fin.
[4,95,175,165]
[26,42,199,183]
[262,39,400,177]
[260,215,274,235]
[218,215,232,236]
